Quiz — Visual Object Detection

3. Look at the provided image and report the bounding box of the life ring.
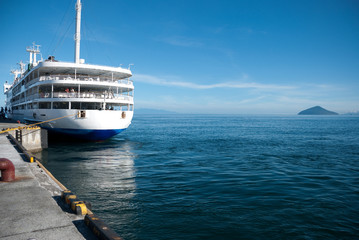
[121,112,126,119]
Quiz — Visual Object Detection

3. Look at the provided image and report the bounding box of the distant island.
[298,106,338,115]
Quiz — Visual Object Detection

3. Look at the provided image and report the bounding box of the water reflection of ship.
[78,140,136,197]
[82,141,136,195]
[77,140,138,231]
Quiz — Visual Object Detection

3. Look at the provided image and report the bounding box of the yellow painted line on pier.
[35,160,68,191]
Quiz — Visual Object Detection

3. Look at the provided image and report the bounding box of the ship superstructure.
[3,0,134,141]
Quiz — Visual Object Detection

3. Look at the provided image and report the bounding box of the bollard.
[62,190,93,215]
[61,190,72,200]
[0,158,15,182]
[65,194,77,205]
[71,200,88,215]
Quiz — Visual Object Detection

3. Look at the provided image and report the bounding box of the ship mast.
[74,0,82,64]
[26,42,40,65]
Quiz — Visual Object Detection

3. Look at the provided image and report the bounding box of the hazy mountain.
[343,111,359,115]
[135,108,177,114]
[298,106,338,115]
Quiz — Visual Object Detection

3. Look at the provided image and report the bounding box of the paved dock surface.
[0,119,25,132]
[0,134,96,240]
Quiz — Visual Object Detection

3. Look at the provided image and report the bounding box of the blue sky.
[1,0,358,114]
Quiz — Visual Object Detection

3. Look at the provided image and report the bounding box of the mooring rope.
[0,113,78,134]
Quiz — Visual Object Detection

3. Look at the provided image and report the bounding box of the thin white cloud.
[154,36,202,47]
[133,77,357,114]
[134,73,295,90]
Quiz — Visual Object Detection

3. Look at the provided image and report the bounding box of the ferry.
[3,0,134,141]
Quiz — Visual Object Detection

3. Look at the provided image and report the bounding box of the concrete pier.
[0,120,48,152]
[0,134,96,240]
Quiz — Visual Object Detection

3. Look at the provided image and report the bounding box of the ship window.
[39,102,51,109]
[81,102,101,110]
[71,102,81,109]
[106,104,114,110]
[53,102,69,109]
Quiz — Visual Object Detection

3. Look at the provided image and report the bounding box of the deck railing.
[25,75,133,88]
[24,92,133,102]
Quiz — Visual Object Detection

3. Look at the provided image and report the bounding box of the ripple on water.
[38,115,359,239]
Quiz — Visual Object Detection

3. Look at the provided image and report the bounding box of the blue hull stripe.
[43,127,125,141]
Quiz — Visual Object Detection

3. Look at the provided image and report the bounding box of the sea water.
[38,115,359,239]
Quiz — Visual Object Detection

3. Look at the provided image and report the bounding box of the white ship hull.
[8,109,133,141]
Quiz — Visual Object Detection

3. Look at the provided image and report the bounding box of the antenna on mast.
[26,42,41,65]
[74,0,82,64]
[10,69,22,81]
[18,61,26,73]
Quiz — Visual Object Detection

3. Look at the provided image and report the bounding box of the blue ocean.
[38,114,359,239]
